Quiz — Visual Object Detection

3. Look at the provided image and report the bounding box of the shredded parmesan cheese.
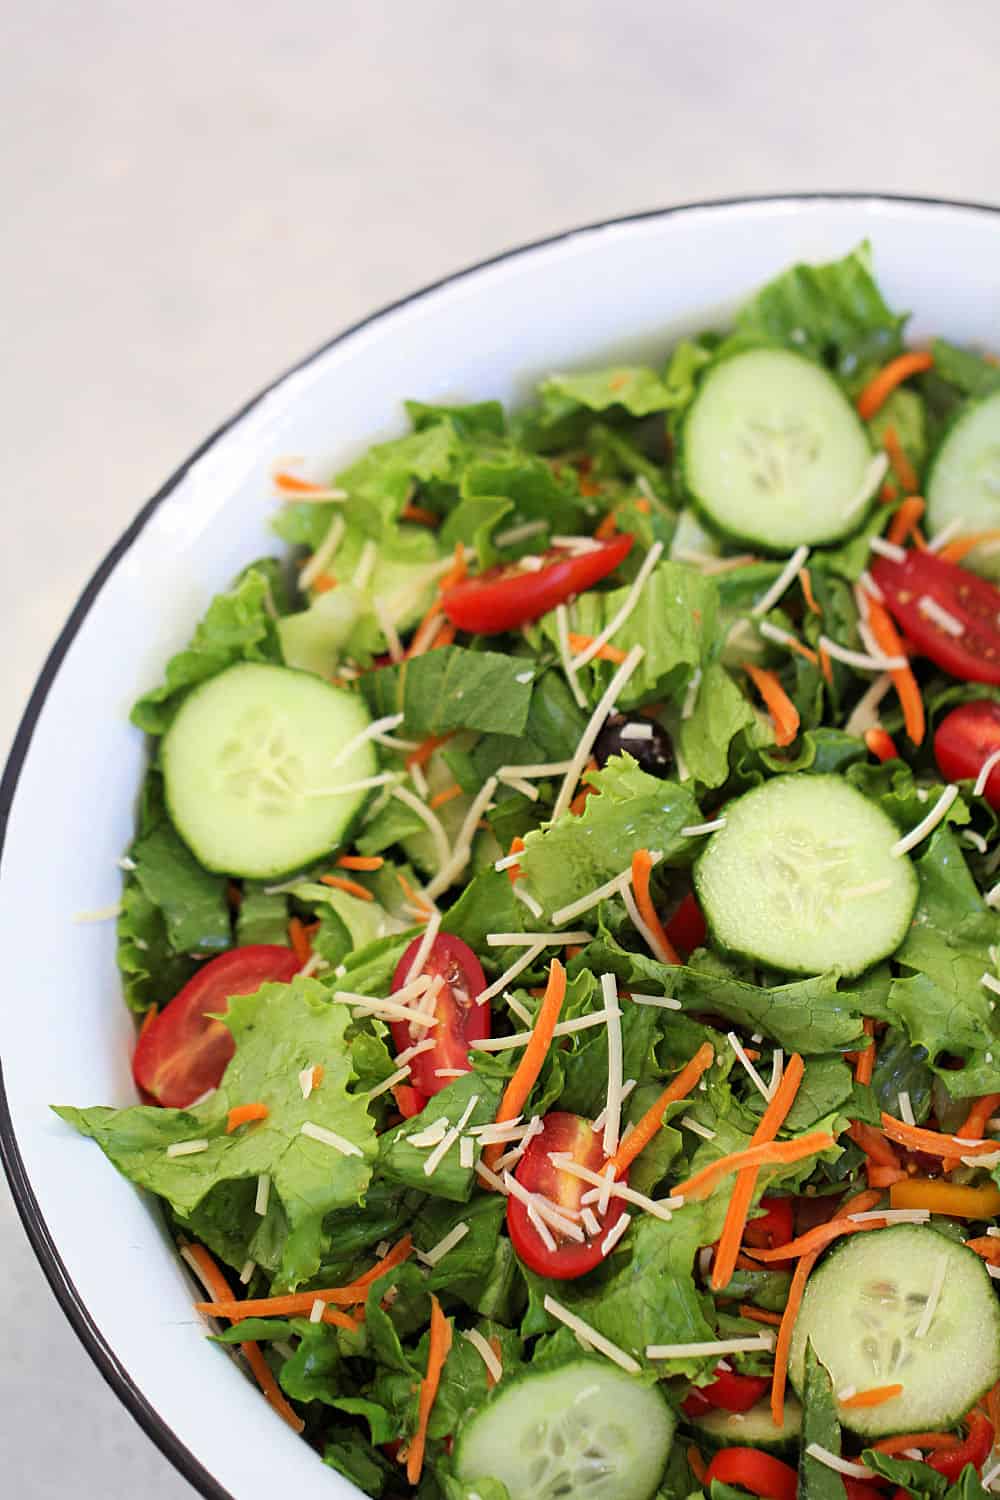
[418,1222,469,1267]
[682,667,702,720]
[462,1327,503,1382]
[552,865,633,926]
[844,673,892,737]
[425,777,499,900]
[870,536,907,562]
[367,1064,413,1101]
[629,992,682,1010]
[752,545,811,618]
[891,784,959,857]
[405,909,442,986]
[804,1446,872,1480]
[239,1259,256,1285]
[680,1115,716,1141]
[681,819,727,837]
[528,1203,558,1253]
[494,519,548,547]
[166,1139,209,1158]
[976,748,1000,798]
[551,1155,676,1221]
[500,774,540,802]
[496,759,575,779]
[300,1121,363,1157]
[646,1335,774,1359]
[392,785,452,874]
[299,513,346,590]
[254,1174,270,1216]
[600,1214,631,1256]
[601,973,624,1158]
[727,1032,772,1101]
[512,884,544,919]
[925,517,965,553]
[918,595,964,638]
[544,1295,641,1373]
[475,942,547,1005]
[473,1012,610,1052]
[914,1251,949,1339]
[485,931,591,948]
[570,541,664,670]
[552,645,645,820]
[555,603,586,710]
[897,1089,915,1126]
[459,1136,474,1169]
[352,539,378,590]
[819,635,908,672]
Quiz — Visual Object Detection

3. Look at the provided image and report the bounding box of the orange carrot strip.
[567,631,628,664]
[287,917,312,965]
[956,1093,1000,1142]
[939,529,1000,565]
[864,727,899,764]
[856,351,935,421]
[225,1103,269,1134]
[674,1131,836,1206]
[743,664,800,748]
[406,1295,452,1485]
[865,597,925,746]
[401,504,439,527]
[868,1164,908,1188]
[853,1017,877,1087]
[185,1244,304,1432]
[594,511,618,541]
[569,787,596,816]
[273,470,332,495]
[849,1119,899,1168]
[840,1384,904,1409]
[432,622,456,650]
[634,496,652,515]
[687,1446,708,1485]
[320,873,375,902]
[818,644,833,685]
[195,1236,413,1321]
[880,1112,999,1158]
[505,835,526,887]
[882,426,919,495]
[785,636,820,667]
[964,1236,1000,1264]
[837,1189,882,1218]
[610,1042,716,1179]
[337,855,384,872]
[406,732,454,769]
[872,1433,962,1456]
[483,961,567,1170]
[772,1249,817,1425]
[428,784,463,810]
[887,496,926,547]
[799,567,821,616]
[311,1064,324,1090]
[630,849,682,965]
[711,1054,805,1291]
[738,1304,783,1327]
[751,1218,883,1264]
[311,573,337,594]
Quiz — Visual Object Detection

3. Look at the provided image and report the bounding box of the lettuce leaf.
[362,645,535,738]
[378,1074,501,1202]
[54,978,376,1287]
[678,661,756,788]
[128,775,231,955]
[538,365,689,418]
[116,878,199,1013]
[798,1343,844,1500]
[131,564,284,734]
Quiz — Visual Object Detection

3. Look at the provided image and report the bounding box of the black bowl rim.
[2,190,998,1498]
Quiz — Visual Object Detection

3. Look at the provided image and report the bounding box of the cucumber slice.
[789,1224,1000,1437]
[927,390,1000,576]
[683,350,875,550]
[691,1397,801,1453]
[453,1359,675,1500]
[162,662,376,879]
[694,774,918,977]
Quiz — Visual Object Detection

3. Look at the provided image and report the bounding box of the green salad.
[59,244,1000,1500]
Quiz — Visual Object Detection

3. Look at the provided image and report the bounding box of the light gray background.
[2,1,998,1493]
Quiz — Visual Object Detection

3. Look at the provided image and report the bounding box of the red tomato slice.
[390,934,488,1097]
[133,945,301,1107]
[681,1365,771,1416]
[871,550,1000,683]
[506,1111,628,1280]
[703,1449,798,1500]
[743,1195,794,1250]
[664,890,707,957]
[934,700,1000,808]
[440,534,635,634]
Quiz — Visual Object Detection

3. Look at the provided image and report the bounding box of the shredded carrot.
[687,1446,708,1485]
[880,1111,998,1159]
[785,636,820,667]
[939,529,1000,565]
[505,835,526,887]
[852,1017,877,1086]
[272,470,331,495]
[569,786,597,816]
[840,1384,904,1409]
[743,664,800,748]
[818,643,833,685]
[401,503,439,527]
[226,1102,269,1134]
[311,1064,324,1091]
[891,1179,1000,1220]
[956,1093,1000,1142]
[836,1188,882,1218]
[798,567,821,616]
[428,783,463,810]
[849,1119,899,1169]
[674,1131,836,1205]
[196,1236,413,1321]
[751,1218,886,1264]
[872,1433,962,1456]
[865,596,925,746]
[579,475,602,498]
[567,631,628,664]
[772,1249,817,1426]
[881,481,899,505]
[711,1054,805,1291]
[609,1043,716,1179]
[856,351,935,421]
[433,621,457,650]
[486,1335,503,1389]
[634,496,652,515]
[311,573,337,593]
[397,870,433,920]
[594,511,618,541]
[868,1164,908,1187]
[887,496,926,547]
[630,849,682,965]
[483,961,567,1171]
[337,854,384,872]
[406,1295,452,1485]
[288,917,312,965]
[882,426,919,496]
[320,873,375,902]
[406,732,455,769]
[864,727,898,764]
[738,1304,783,1327]
[965,1236,1000,1264]
[185,1243,305,1432]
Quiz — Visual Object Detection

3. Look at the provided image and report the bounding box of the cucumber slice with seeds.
[690,1397,801,1454]
[453,1359,675,1500]
[926,390,1000,576]
[789,1224,1000,1437]
[162,662,376,879]
[694,774,918,977]
[683,349,875,550]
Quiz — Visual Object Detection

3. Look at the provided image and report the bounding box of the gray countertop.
[2,1,998,1492]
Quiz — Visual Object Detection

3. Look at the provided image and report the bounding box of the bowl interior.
[2,195,998,1499]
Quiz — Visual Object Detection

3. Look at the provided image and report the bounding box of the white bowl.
[2,194,999,1499]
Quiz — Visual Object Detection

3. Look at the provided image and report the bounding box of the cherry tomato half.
[934,700,1000,808]
[390,933,488,1099]
[506,1111,628,1280]
[703,1449,798,1500]
[871,550,1000,683]
[664,890,707,957]
[681,1365,771,1416]
[743,1196,794,1251]
[928,1411,994,1481]
[441,534,635,634]
[133,945,302,1107]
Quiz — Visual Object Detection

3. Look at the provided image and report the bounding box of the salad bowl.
[3,193,1000,1500]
